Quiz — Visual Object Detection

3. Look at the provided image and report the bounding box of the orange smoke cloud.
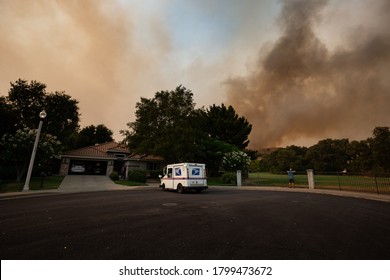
[0,0,170,138]
[225,0,390,149]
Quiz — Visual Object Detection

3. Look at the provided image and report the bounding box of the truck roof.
[167,163,205,167]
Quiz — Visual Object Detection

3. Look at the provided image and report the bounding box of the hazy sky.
[1,0,389,149]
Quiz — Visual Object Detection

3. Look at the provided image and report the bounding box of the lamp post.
[23,110,47,191]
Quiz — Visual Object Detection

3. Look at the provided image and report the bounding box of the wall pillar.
[107,160,114,176]
[236,170,242,187]
[307,169,315,189]
[59,158,70,176]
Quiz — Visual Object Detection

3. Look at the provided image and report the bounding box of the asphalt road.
[1,188,390,260]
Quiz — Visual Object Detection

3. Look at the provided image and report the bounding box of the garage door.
[69,160,108,175]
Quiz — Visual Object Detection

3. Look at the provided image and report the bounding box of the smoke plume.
[226,0,390,149]
[0,0,169,138]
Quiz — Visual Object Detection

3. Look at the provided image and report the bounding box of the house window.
[147,162,160,171]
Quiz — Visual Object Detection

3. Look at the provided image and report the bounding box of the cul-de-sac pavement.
[1,178,390,260]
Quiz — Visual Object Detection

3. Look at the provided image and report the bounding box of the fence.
[247,172,390,195]
[314,172,390,195]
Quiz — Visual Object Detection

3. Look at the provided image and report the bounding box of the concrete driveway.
[58,175,132,192]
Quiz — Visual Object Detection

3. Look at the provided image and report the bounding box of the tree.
[122,86,254,172]
[275,148,298,171]
[196,137,237,176]
[122,85,197,163]
[202,104,252,149]
[73,124,114,148]
[305,139,350,172]
[44,91,80,147]
[3,79,80,148]
[371,127,390,173]
[0,128,62,181]
[257,127,390,174]
[1,79,80,179]
[222,150,251,173]
[258,145,307,173]
[0,96,18,137]
[7,79,46,130]
[347,140,373,173]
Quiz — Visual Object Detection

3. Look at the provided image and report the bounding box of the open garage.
[59,142,165,178]
[68,160,108,175]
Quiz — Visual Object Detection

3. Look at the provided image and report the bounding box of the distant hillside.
[258,147,282,155]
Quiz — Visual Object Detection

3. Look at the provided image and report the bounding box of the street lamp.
[23,110,47,191]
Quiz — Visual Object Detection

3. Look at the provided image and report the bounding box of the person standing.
[287,168,295,188]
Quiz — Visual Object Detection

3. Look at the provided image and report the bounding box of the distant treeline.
[255,127,390,174]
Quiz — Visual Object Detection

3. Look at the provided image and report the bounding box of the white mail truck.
[159,163,208,193]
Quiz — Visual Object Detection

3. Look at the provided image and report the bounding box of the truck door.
[189,165,206,186]
[165,167,174,189]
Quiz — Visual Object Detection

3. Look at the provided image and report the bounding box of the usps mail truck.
[159,163,208,193]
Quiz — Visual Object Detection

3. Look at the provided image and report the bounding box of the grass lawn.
[0,175,65,193]
[207,177,235,186]
[208,173,307,187]
[246,172,390,194]
[247,172,370,187]
[247,172,308,187]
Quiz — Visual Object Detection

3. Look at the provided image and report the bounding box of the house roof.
[129,153,165,161]
[62,142,114,159]
[62,142,164,161]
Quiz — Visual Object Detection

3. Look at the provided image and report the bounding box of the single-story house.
[59,141,165,178]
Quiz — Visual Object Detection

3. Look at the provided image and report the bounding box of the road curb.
[2,184,390,203]
[212,185,390,203]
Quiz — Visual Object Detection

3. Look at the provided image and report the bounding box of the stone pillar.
[59,158,70,176]
[236,170,242,187]
[307,169,315,189]
[107,160,114,176]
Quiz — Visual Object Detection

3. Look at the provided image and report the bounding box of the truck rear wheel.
[177,184,184,193]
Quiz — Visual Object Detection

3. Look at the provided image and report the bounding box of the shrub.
[128,169,147,183]
[222,150,251,173]
[109,171,119,181]
[222,172,237,185]
[149,170,162,179]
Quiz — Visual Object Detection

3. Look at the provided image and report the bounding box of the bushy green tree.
[122,85,196,163]
[259,128,390,174]
[202,104,252,149]
[0,96,18,137]
[222,150,251,175]
[0,128,62,181]
[122,86,253,172]
[258,146,307,173]
[196,137,237,176]
[371,127,390,173]
[72,124,113,149]
[347,140,373,173]
[305,139,350,172]
[2,79,79,148]
[44,91,80,147]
